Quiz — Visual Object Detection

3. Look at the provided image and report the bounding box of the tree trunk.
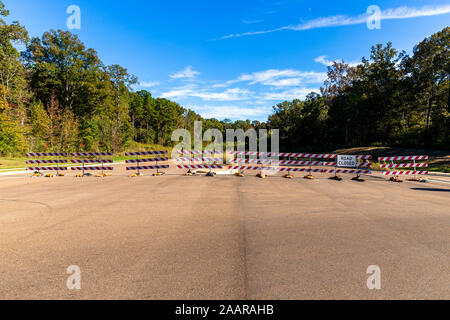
[132,112,135,141]
[426,89,433,146]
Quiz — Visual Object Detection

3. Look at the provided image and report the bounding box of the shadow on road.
[411,187,450,192]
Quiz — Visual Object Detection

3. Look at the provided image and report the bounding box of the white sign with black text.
[337,155,357,168]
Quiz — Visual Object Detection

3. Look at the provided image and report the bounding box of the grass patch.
[429,166,450,173]
[0,158,28,170]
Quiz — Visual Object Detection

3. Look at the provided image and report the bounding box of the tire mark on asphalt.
[236,177,250,300]
[191,176,248,299]
[0,198,53,214]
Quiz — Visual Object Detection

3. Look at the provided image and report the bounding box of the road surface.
[0,167,449,299]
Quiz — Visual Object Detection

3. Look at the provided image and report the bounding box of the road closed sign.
[337,155,357,168]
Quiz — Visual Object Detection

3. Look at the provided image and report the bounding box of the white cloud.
[160,85,195,99]
[161,85,250,101]
[192,105,271,119]
[230,69,327,86]
[214,5,450,40]
[194,88,250,101]
[315,56,333,66]
[262,87,320,101]
[170,66,201,79]
[211,83,230,88]
[315,55,360,67]
[139,81,160,87]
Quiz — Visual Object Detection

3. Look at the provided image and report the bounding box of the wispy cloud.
[170,66,201,79]
[139,81,160,87]
[230,69,327,86]
[213,5,450,40]
[211,82,230,88]
[315,56,334,66]
[262,87,319,101]
[192,105,272,120]
[194,88,250,101]
[315,55,360,67]
[161,85,250,101]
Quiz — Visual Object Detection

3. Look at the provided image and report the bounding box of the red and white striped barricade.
[323,169,372,175]
[229,152,337,159]
[229,165,323,173]
[177,165,223,170]
[71,166,114,171]
[70,152,114,176]
[228,152,337,177]
[125,151,169,175]
[26,152,68,175]
[379,156,428,181]
[177,151,223,175]
[27,167,69,172]
[177,164,223,176]
[228,152,274,176]
[177,150,223,164]
[178,150,223,156]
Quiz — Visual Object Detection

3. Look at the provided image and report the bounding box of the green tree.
[0,84,26,155]
[29,100,51,150]
[405,27,449,146]
[23,29,110,118]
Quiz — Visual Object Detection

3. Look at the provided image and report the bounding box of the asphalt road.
[0,168,449,299]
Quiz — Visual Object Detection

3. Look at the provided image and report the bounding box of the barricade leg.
[75,163,84,178]
[283,168,294,179]
[329,165,342,181]
[45,171,54,178]
[256,160,266,178]
[407,160,421,182]
[351,173,365,182]
[96,160,104,177]
[256,170,266,179]
[56,156,65,177]
[304,165,315,180]
[34,156,42,177]
[153,161,165,176]
[206,167,215,177]
[329,173,343,181]
[390,174,402,183]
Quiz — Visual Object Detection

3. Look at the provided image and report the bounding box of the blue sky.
[4,0,450,121]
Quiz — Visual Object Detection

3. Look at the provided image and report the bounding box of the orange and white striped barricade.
[177,151,223,176]
[379,155,428,182]
[26,153,68,177]
[70,152,114,177]
[125,151,169,176]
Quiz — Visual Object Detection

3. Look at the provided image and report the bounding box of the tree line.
[0,2,264,156]
[269,28,449,151]
[0,1,448,156]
